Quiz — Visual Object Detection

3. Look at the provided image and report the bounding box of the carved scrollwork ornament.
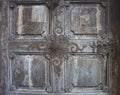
[97,40,111,48]
[44,34,69,76]
[68,43,80,52]
[97,39,112,54]
[38,41,46,50]
[53,20,63,35]
[46,35,69,58]
[52,0,66,14]
[52,57,61,66]
[44,18,84,75]
[51,57,63,76]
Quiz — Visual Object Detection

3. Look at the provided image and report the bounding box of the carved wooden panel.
[65,54,107,92]
[65,3,105,39]
[9,53,51,91]
[71,4,99,34]
[8,2,53,94]
[10,5,49,39]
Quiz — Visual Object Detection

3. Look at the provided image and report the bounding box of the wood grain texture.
[2,0,120,95]
[11,5,49,39]
[11,54,49,88]
[109,0,120,95]
[66,55,102,87]
[0,1,9,95]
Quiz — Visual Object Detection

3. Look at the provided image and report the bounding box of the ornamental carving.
[9,2,99,76]
[43,20,98,76]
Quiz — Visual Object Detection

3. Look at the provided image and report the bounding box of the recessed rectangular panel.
[11,5,49,39]
[65,54,104,88]
[11,54,50,90]
[71,4,97,34]
[65,4,105,39]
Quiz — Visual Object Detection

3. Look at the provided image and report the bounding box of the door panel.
[11,53,50,89]
[52,0,108,94]
[65,54,106,92]
[10,4,49,39]
[70,4,102,34]
[8,1,52,95]
[65,3,105,40]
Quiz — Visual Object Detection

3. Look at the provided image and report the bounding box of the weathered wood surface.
[0,1,9,95]
[109,0,120,95]
[1,0,120,95]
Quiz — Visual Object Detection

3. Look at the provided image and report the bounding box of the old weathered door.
[0,0,110,95]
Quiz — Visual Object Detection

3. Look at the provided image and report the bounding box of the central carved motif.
[46,35,69,58]
[45,35,69,76]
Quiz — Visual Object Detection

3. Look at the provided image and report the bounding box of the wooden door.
[0,0,110,95]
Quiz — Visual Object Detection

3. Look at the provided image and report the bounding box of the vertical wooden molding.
[0,0,9,95]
